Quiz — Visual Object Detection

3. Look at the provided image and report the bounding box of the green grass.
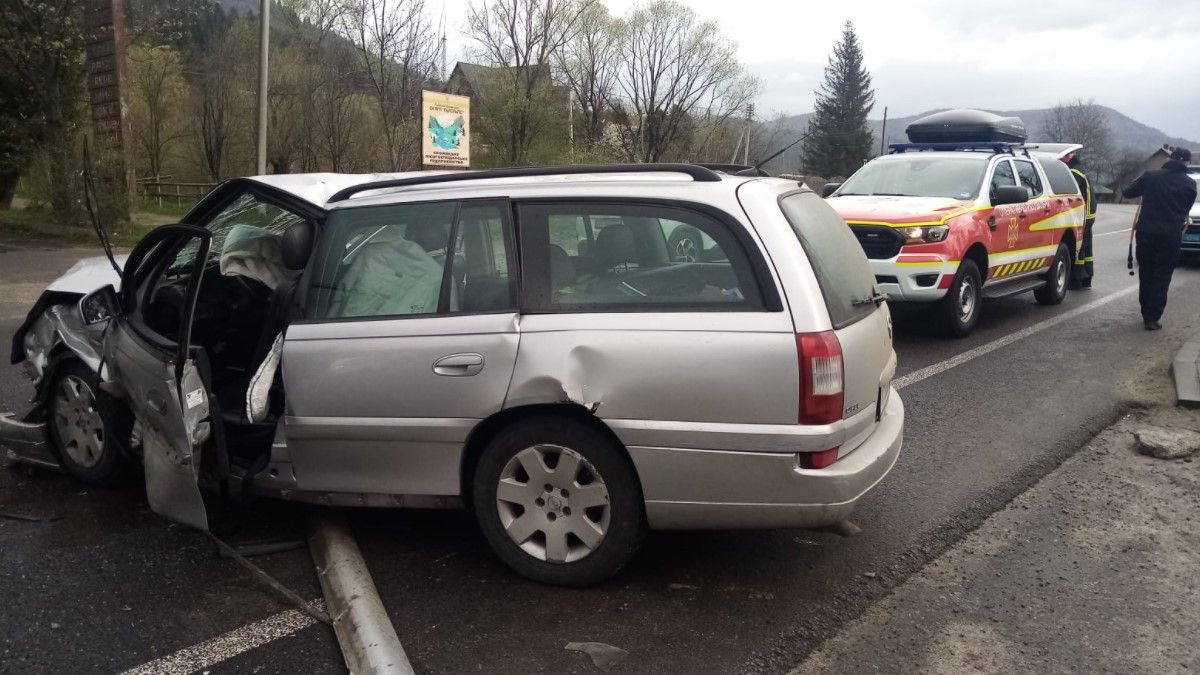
[0,208,159,248]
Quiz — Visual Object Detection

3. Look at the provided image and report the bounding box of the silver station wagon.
[2,164,903,585]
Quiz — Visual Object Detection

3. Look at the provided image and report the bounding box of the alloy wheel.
[52,375,105,469]
[674,237,698,263]
[495,444,611,564]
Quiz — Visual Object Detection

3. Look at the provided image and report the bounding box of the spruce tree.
[802,21,875,178]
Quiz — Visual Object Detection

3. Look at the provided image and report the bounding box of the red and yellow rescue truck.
[823,109,1085,337]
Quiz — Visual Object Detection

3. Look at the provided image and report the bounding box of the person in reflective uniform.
[1123,147,1198,330]
[1066,154,1097,288]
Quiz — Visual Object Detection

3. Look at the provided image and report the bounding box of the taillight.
[796,331,844,425]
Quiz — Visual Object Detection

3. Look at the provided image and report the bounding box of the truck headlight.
[900,225,949,244]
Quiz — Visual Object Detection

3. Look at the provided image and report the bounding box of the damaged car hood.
[46,254,128,294]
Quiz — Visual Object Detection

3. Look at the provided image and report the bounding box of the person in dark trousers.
[1123,147,1198,330]
[1067,154,1097,288]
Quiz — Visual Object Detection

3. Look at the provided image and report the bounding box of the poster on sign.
[422,90,470,169]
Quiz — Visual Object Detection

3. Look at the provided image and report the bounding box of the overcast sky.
[439,0,1200,142]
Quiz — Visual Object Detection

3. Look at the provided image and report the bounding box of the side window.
[307,200,513,320]
[518,202,763,311]
[990,160,1016,195]
[1037,157,1081,196]
[1014,160,1043,198]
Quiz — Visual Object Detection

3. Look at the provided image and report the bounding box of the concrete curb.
[1171,334,1200,407]
[309,511,415,675]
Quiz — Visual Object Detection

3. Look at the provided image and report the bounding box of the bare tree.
[554,2,619,152]
[344,0,438,170]
[1041,99,1114,177]
[466,0,594,166]
[128,44,188,179]
[191,46,238,181]
[613,0,755,163]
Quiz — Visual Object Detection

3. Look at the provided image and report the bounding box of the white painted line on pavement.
[116,600,326,675]
[1095,228,1132,238]
[895,285,1138,391]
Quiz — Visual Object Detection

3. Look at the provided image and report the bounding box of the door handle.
[433,353,484,377]
[147,391,167,414]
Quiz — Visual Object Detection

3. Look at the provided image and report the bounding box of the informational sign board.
[422,91,470,169]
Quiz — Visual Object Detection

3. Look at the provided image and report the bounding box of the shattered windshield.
[837,155,990,200]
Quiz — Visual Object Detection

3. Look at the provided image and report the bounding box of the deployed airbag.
[220,224,296,289]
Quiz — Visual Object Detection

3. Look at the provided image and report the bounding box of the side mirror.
[821,182,842,198]
[282,221,316,271]
[80,285,119,325]
[992,185,1030,206]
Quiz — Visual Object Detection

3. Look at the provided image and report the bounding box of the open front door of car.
[104,225,216,531]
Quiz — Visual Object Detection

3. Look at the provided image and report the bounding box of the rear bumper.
[870,258,952,302]
[630,390,904,530]
[0,410,60,471]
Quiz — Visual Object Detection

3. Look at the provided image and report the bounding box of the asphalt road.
[1,204,1196,674]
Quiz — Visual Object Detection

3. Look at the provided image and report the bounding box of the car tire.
[937,259,981,338]
[46,360,134,487]
[667,225,705,263]
[472,416,646,586]
[1034,242,1071,306]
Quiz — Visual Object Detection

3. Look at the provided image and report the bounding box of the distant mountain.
[759,105,1199,175]
[214,0,260,15]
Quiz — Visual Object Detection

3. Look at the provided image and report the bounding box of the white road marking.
[1095,228,1132,238]
[116,600,326,675]
[895,285,1138,390]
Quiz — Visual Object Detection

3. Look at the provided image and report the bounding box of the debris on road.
[0,507,62,522]
[565,641,629,671]
[1134,425,1200,459]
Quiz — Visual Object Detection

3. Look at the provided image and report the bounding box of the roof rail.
[327,163,724,202]
[692,163,769,177]
[888,142,1029,156]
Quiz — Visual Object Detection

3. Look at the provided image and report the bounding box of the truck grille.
[850,226,905,259]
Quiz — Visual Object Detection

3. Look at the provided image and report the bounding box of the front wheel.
[47,360,134,487]
[473,416,646,586]
[1034,242,1071,306]
[937,259,982,338]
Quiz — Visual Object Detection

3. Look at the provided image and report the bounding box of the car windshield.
[837,155,990,200]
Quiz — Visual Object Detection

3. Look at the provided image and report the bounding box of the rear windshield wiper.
[851,290,888,307]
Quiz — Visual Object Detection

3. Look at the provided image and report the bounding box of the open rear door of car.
[104,225,216,531]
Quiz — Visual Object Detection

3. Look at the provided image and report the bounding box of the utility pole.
[879,106,888,157]
[256,0,270,175]
[743,103,754,165]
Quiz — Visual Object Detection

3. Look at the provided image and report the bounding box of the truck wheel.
[47,360,134,487]
[937,259,981,338]
[473,416,646,586]
[1034,242,1071,306]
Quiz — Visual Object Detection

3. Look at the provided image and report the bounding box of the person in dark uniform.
[1066,154,1097,288]
[1123,147,1198,330]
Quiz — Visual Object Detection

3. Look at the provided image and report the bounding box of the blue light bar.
[888,142,1023,154]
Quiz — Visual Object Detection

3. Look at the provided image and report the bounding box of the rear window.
[779,191,877,328]
[1036,157,1081,196]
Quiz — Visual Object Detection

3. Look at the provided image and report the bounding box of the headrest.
[595,223,637,267]
[281,221,315,271]
[406,221,450,252]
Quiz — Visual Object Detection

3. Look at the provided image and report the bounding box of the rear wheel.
[473,416,646,586]
[937,259,981,338]
[47,360,134,486]
[1034,242,1070,306]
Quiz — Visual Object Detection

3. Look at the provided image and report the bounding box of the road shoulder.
[788,403,1200,674]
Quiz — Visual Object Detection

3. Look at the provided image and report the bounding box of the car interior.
[136,193,313,472]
